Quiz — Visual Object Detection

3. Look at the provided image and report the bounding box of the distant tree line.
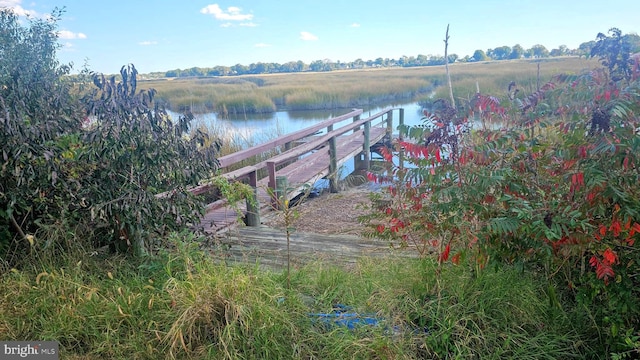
[150,33,640,79]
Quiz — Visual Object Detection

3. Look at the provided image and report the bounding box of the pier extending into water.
[189,107,404,233]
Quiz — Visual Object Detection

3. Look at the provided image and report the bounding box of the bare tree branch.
[444,24,455,108]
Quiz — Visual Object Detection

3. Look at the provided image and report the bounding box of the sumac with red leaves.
[362,30,640,354]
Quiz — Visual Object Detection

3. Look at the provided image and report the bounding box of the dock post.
[328,137,338,193]
[386,109,394,138]
[362,121,371,170]
[353,113,369,171]
[352,113,361,132]
[398,108,404,136]
[245,170,260,226]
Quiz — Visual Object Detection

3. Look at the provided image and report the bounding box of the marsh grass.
[142,58,597,114]
[0,231,590,359]
[428,57,598,103]
[188,112,285,176]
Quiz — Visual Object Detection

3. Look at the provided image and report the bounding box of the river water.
[187,101,426,148]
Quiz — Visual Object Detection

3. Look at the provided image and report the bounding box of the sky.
[2,0,639,74]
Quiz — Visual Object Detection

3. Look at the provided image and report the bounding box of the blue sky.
[2,0,638,74]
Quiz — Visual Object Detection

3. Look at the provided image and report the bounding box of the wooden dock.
[208,226,416,270]
[192,108,404,233]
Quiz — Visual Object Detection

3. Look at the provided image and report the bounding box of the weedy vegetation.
[1,7,638,359]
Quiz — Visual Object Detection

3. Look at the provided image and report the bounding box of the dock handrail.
[217,108,364,168]
[265,109,388,166]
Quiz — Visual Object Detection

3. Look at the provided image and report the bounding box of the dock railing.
[161,107,404,229]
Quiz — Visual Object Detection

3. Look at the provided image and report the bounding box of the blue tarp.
[309,304,429,335]
[309,304,381,330]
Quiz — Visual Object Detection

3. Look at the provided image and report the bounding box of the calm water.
[186,101,426,148]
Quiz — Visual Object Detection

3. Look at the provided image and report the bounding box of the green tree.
[624,33,640,52]
[492,46,511,60]
[472,49,489,61]
[550,45,568,57]
[231,63,248,75]
[530,44,550,58]
[249,62,267,74]
[591,28,635,82]
[509,44,525,59]
[309,60,324,72]
[165,69,181,77]
[416,54,429,65]
[0,8,82,260]
[577,40,596,57]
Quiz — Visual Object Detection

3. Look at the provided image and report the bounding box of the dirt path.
[261,184,376,236]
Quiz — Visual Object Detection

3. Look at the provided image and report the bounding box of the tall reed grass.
[188,113,285,176]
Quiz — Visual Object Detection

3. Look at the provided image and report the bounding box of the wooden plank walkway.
[207,226,417,270]
[197,109,400,233]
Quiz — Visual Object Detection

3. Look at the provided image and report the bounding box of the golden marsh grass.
[140,57,598,113]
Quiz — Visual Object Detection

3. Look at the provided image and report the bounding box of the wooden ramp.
[207,226,416,270]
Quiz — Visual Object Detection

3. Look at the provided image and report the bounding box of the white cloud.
[240,22,257,27]
[58,30,87,40]
[139,41,158,46]
[200,4,253,21]
[0,0,38,17]
[300,31,318,41]
[254,43,270,48]
[350,23,361,28]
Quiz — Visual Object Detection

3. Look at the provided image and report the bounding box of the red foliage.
[609,219,622,237]
[451,252,461,265]
[439,243,451,263]
[589,248,618,283]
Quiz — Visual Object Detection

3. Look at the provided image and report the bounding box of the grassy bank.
[140,57,597,114]
[0,232,592,359]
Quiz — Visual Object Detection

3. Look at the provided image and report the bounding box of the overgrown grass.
[0,232,592,359]
[142,57,598,114]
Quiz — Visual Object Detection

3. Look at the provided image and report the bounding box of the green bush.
[1,8,221,265]
[0,8,83,264]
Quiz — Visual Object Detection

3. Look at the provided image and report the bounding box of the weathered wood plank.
[210,226,416,269]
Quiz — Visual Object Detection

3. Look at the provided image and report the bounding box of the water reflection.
[179,101,426,143]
